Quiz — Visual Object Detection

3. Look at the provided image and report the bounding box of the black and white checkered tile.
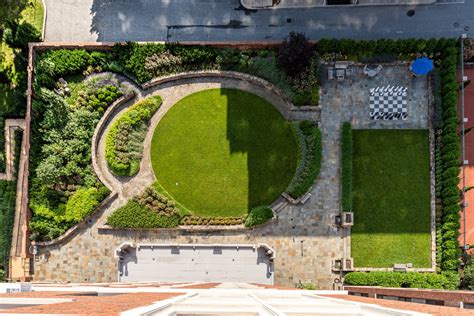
[369,85,408,120]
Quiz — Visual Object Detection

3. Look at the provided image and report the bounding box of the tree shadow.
[222,88,297,212]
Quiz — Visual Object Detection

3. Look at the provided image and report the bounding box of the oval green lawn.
[150,88,297,217]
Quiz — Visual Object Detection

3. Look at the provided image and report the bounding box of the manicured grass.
[150,88,297,217]
[351,129,431,268]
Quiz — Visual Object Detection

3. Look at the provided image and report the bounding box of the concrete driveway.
[44,0,474,42]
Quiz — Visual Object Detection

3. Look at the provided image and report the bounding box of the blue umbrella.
[410,57,434,76]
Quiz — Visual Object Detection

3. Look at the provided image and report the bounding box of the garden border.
[91,92,137,191]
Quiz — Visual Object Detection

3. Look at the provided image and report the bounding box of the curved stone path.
[33,74,346,289]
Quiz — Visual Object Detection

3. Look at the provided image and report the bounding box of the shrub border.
[341,122,352,212]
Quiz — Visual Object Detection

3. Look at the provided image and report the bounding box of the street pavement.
[44,0,474,42]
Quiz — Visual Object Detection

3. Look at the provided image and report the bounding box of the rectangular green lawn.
[351,129,431,268]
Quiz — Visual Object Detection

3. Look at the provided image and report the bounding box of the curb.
[41,0,47,41]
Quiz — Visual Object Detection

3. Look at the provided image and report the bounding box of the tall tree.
[0,0,27,28]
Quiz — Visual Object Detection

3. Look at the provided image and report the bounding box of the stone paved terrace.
[321,63,430,129]
[32,65,430,288]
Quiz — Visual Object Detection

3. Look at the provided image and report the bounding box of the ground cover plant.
[150,88,297,217]
[105,95,162,177]
[286,120,322,199]
[351,130,431,268]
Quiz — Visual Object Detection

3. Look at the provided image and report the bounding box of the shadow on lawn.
[222,88,297,212]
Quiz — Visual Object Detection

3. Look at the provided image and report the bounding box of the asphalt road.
[44,0,474,42]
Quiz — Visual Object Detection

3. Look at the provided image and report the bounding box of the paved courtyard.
[32,64,431,288]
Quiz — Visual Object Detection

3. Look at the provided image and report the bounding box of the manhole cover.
[465,26,470,31]
[407,10,415,17]
[454,22,460,28]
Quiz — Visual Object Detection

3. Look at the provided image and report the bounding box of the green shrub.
[287,121,322,198]
[344,272,458,290]
[75,85,122,114]
[289,55,320,106]
[134,186,179,216]
[105,96,162,177]
[64,186,109,223]
[3,21,40,50]
[438,47,461,271]
[341,122,352,212]
[245,206,273,227]
[239,55,294,100]
[106,200,180,228]
[35,49,111,88]
[296,283,317,290]
[112,42,217,83]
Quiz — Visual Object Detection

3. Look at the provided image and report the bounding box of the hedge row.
[106,200,181,229]
[181,216,245,226]
[287,121,322,198]
[245,206,274,228]
[341,122,352,212]
[344,272,459,290]
[438,47,461,271]
[316,38,457,59]
[105,96,162,177]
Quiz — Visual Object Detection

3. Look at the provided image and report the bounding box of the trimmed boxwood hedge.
[105,95,162,177]
[106,200,180,228]
[344,272,459,290]
[245,206,274,227]
[438,47,461,271]
[287,121,322,198]
[341,122,352,212]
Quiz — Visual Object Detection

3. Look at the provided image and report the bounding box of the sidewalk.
[241,0,436,9]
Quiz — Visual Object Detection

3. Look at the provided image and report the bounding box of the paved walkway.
[44,0,473,42]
